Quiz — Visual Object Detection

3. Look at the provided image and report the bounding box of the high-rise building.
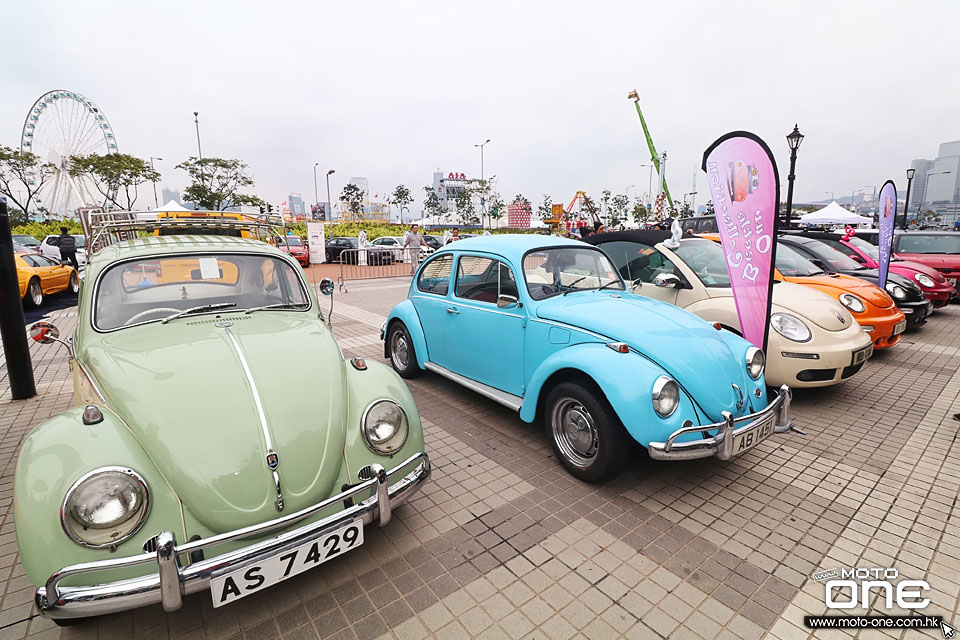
[160,188,181,206]
[430,170,494,224]
[910,141,960,227]
[287,192,306,216]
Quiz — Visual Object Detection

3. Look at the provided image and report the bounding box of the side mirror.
[497,294,519,308]
[653,273,681,288]
[319,278,335,296]
[631,278,643,290]
[29,322,66,347]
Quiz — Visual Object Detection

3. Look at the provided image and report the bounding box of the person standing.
[58,227,79,270]
[449,228,461,242]
[403,224,423,274]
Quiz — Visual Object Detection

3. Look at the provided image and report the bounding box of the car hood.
[891,260,949,282]
[536,292,754,421]
[706,281,851,331]
[82,313,346,534]
[785,273,894,309]
[896,253,960,270]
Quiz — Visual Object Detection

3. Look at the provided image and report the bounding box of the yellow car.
[16,253,79,308]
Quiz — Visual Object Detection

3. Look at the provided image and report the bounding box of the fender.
[14,405,184,588]
[384,299,429,369]
[342,359,427,481]
[519,343,700,447]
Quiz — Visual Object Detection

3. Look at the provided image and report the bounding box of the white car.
[371,236,432,262]
[40,235,87,266]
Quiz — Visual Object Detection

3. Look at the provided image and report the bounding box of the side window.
[20,256,40,267]
[46,237,60,246]
[35,256,58,267]
[597,241,678,284]
[417,255,453,295]
[455,256,517,303]
[790,245,820,263]
[821,238,854,257]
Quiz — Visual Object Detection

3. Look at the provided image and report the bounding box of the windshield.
[896,234,960,254]
[803,240,864,271]
[94,253,310,331]
[776,242,824,277]
[673,239,730,287]
[523,247,624,300]
[278,236,303,246]
[14,235,40,247]
[848,236,879,260]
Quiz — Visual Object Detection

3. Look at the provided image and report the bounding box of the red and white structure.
[507,202,532,228]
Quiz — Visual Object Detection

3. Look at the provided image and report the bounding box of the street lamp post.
[325,169,335,222]
[474,139,490,227]
[193,112,203,210]
[784,124,804,228]
[149,157,162,208]
[641,164,654,209]
[918,170,952,226]
[626,185,635,199]
[313,163,319,219]
[902,169,915,230]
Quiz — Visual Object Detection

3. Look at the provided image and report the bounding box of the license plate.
[211,520,364,608]
[851,344,873,366]
[893,320,906,335]
[731,415,775,456]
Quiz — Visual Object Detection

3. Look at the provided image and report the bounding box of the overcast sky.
[3,0,957,214]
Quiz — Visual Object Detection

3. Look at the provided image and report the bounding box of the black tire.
[54,618,84,627]
[545,381,631,482]
[387,322,421,379]
[25,278,43,308]
[68,271,80,294]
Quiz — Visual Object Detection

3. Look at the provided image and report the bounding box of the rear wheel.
[388,322,421,379]
[545,381,631,482]
[25,278,43,308]
[68,271,80,294]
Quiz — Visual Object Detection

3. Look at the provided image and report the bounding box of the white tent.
[152,201,192,212]
[799,201,872,225]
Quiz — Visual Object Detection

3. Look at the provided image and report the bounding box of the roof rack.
[79,209,287,254]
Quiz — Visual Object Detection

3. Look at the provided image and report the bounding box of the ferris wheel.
[20,89,118,217]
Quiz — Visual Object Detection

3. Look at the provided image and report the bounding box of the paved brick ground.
[1,275,959,639]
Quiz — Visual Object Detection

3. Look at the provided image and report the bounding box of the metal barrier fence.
[336,248,419,292]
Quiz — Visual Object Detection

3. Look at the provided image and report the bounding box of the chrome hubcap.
[391,331,409,369]
[30,282,41,305]
[551,397,598,467]
[70,275,79,292]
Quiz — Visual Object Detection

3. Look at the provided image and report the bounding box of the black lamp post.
[783,124,804,228]
[325,169,335,222]
[902,168,915,230]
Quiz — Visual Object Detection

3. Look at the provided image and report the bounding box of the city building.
[160,188,181,206]
[287,192,306,217]
[910,141,960,227]
[430,171,497,223]
[347,177,369,200]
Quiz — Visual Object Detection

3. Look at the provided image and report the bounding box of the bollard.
[0,202,36,399]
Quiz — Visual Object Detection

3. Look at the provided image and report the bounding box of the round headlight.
[886,283,907,300]
[652,376,679,418]
[838,293,866,314]
[746,347,765,380]
[770,313,812,343]
[362,400,409,455]
[914,273,934,288]
[62,467,149,548]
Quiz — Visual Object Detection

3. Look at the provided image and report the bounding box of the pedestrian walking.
[403,224,424,274]
[58,227,79,270]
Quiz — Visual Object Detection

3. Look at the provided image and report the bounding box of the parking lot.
[1,276,959,640]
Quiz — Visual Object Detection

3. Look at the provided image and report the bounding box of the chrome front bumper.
[37,452,430,620]
[648,386,794,461]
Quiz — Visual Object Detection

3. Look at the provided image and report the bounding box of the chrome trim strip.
[423,362,523,412]
[38,452,430,619]
[223,326,282,511]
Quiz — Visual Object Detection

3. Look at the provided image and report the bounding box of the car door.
[410,254,456,369]
[596,239,683,305]
[34,255,70,291]
[446,255,525,395]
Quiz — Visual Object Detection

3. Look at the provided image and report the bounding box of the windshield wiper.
[244,302,310,314]
[597,279,624,292]
[562,275,588,294]
[162,303,237,324]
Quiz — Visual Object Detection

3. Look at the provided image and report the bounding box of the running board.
[423,363,523,412]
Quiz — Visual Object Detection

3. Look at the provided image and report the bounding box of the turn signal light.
[350,357,367,370]
[713,322,723,330]
[606,342,630,353]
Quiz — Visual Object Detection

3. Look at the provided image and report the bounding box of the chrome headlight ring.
[61,466,150,549]
[652,376,680,418]
[770,312,812,343]
[745,347,765,380]
[838,293,866,314]
[886,283,907,300]
[914,273,935,288]
[362,399,410,455]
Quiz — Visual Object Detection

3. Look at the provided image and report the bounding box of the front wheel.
[545,381,631,482]
[388,322,421,379]
[25,278,43,308]
[68,272,80,294]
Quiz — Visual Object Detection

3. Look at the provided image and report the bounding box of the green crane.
[628,90,674,211]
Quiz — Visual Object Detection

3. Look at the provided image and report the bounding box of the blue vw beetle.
[383,235,793,481]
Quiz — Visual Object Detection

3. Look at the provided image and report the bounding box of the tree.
[600,190,612,223]
[0,146,56,213]
[488,193,505,225]
[422,186,444,220]
[610,194,629,227]
[537,194,553,221]
[455,188,477,225]
[705,200,715,215]
[177,157,265,211]
[923,209,941,224]
[631,197,648,226]
[69,153,159,211]
[390,184,413,223]
[339,183,366,218]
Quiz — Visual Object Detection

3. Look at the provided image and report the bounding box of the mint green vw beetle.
[16,234,430,623]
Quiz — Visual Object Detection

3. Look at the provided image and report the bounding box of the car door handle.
[445,307,459,314]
